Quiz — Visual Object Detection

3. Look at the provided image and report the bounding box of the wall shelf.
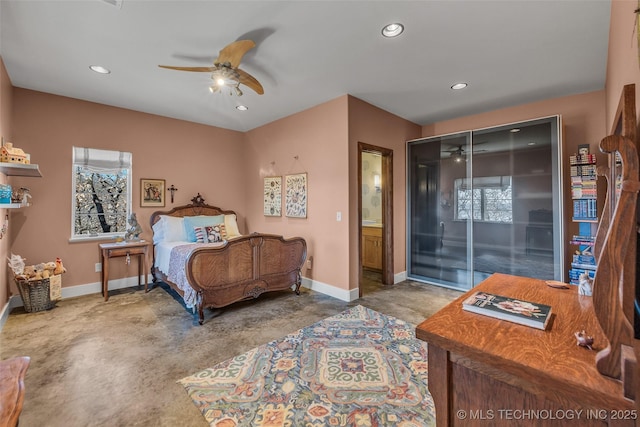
[0,163,42,177]
[0,203,29,209]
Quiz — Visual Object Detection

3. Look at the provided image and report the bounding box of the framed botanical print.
[285,173,307,218]
[264,176,282,216]
[140,178,165,207]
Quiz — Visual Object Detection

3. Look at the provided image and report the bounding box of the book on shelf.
[571,262,597,270]
[570,239,595,246]
[572,199,597,220]
[462,291,552,330]
[572,254,596,265]
[569,153,597,165]
[570,164,597,176]
[571,234,595,242]
[569,268,596,285]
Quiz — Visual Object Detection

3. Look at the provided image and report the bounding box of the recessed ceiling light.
[510,128,521,133]
[236,105,248,111]
[450,82,468,90]
[528,142,536,146]
[89,65,111,74]
[382,23,404,38]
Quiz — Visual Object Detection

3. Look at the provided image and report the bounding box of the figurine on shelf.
[578,272,593,296]
[124,213,143,241]
[0,142,29,164]
[11,187,31,205]
[20,188,30,205]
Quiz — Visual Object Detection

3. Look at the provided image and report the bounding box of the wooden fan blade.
[158,65,215,72]
[237,68,264,95]
[215,40,256,68]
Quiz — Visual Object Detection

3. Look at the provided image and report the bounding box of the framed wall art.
[141,178,165,207]
[285,173,307,218]
[264,176,282,216]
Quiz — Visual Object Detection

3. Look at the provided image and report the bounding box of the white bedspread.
[154,241,189,275]
[154,241,225,310]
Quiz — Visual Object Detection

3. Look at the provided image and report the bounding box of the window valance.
[72,147,132,172]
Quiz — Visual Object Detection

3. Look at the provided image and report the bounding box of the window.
[455,176,512,223]
[71,147,132,240]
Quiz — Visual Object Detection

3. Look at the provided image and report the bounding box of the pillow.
[161,216,187,242]
[224,214,241,238]
[183,215,225,242]
[194,224,227,243]
[152,218,165,244]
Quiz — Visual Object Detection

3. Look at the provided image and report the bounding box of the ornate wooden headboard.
[149,193,237,227]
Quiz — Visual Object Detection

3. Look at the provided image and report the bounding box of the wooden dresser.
[416,273,638,427]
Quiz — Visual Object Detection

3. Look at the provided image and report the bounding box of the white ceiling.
[0,1,611,133]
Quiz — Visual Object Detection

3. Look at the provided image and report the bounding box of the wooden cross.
[167,184,178,203]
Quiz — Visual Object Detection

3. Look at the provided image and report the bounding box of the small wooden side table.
[99,240,151,301]
[0,356,30,427]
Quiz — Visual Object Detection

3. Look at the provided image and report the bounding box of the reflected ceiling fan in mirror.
[158,40,264,96]
[443,145,488,162]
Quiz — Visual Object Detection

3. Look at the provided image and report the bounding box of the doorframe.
[358,142,394,296]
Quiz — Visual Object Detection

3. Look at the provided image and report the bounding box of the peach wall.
[3,0,634,306]
[348,96,421,285]
[9,88,246,293]
[606,0,640,131]
[422,90,607,279]
[244,96,351,291]
[0,57,12,306]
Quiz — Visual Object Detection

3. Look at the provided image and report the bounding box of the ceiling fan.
[443,145,487,162]
[158,40,264,96]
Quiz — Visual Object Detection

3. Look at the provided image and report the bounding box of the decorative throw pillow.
[194,224,227,243]
[204,224,226,243]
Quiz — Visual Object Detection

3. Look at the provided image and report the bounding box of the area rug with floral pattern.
[178,305,435,427]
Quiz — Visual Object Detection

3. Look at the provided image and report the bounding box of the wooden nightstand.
[99,240,151,301]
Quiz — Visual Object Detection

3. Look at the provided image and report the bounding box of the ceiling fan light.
[382,23,404,38]
[234,86,243,96]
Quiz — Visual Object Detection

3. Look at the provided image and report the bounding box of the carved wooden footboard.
[150,194,307,324]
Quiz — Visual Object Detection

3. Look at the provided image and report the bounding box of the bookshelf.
[568,147,597,284]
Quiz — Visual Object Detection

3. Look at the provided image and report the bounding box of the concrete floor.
[0,273,461,427]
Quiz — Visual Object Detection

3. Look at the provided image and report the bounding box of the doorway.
[358,142,393,296]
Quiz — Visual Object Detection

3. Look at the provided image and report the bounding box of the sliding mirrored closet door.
[407,116,563,291]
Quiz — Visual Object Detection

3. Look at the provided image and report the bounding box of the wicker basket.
[15,278,56,312]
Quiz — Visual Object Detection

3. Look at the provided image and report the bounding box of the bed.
[150,194,307,324]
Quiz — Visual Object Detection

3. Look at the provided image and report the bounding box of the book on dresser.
[462,291,553,330]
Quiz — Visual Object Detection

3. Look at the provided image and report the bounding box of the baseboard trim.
[7,275,152,308]
[1,274,356,332]
[300,277,359,302]
[394,270,407,284]
[0,299,10,332]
